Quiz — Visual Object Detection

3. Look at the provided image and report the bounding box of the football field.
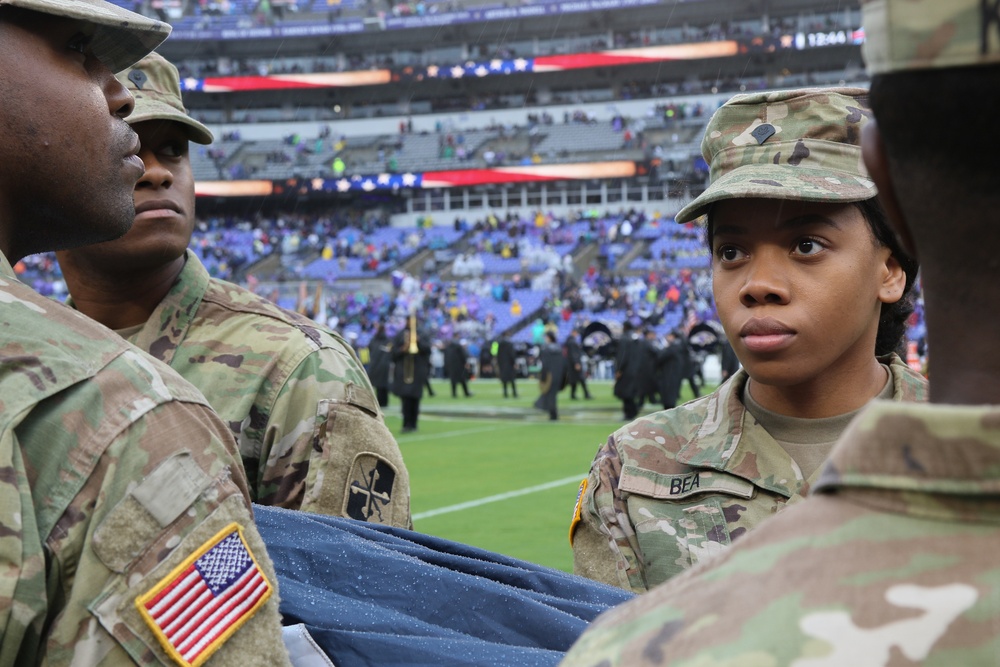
[383,377,708,573]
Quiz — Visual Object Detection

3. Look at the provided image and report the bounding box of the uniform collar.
[676,355,928,499]
[675,369,809,498]
[815,401,1000,498]
[130,250,209,365]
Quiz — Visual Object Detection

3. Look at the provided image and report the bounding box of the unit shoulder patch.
[344,453,398,524]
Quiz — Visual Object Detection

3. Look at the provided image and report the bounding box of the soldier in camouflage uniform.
[0,3,292,664]
[56,53,411,527]
[571,88,929,593]
[561,1,1000,663]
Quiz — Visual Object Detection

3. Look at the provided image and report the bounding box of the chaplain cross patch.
[345,454,397,523]
[136,524,272,667]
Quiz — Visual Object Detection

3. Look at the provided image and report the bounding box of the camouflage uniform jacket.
[0,254,291,666]
[561,400,1000,666]
[123,251,410,526]
[571,355,927,593]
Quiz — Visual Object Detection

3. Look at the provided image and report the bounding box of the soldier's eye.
[715,245,745,262]
[68,33,92,56]
[161,141,189,158]
[793,238,826,256]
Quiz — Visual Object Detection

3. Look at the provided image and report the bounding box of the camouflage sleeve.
[561,490,1000,665]
[572,435,649,593]
[16,352,291,666]
[255,341,412,528]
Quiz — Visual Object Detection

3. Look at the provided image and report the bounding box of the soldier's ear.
[862,120,917,260]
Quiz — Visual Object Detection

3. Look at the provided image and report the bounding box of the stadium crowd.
[20,199,924,367]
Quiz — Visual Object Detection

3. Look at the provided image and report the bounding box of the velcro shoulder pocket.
[93,452,212,573]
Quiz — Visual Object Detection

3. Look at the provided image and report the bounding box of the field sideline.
[382,377,710,573]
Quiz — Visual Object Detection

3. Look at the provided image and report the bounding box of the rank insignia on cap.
[128,69,148,90]
[751,123,776,144]
[135,523,272,667]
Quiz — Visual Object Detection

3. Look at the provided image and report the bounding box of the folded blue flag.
[256,505,633,666]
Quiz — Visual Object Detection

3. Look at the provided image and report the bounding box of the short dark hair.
[855,196,917,357]
[705,196,918,357]
[869,66,1000,315]
[869,67,1000,195]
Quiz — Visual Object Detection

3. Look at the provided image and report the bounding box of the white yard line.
[400,422,528,443]
[413,475,583,521]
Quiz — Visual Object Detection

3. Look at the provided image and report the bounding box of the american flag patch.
[136,523,272,667]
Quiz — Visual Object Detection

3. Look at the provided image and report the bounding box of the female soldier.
[570,88,928,593]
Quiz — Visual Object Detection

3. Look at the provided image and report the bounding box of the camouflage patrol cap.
[0,0,169,73]
[861,0,1000,75]
[117,52,213,144]
[674,87,875,224]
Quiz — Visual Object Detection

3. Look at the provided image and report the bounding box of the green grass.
[382,377,708,573]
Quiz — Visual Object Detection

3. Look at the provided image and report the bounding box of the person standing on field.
[445,333,473,397]
[393,321,431,433]
[565,328,592,400]
[613,320,642,420]
[495,331,518,398]
[655,330,685,410]
[368,323,393,408]
[638,328,662,407]
[535,330,566,420]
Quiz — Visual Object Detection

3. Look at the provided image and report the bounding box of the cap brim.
[128,98,214,144]
[0,0,170,73]
[675,164,877,223]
